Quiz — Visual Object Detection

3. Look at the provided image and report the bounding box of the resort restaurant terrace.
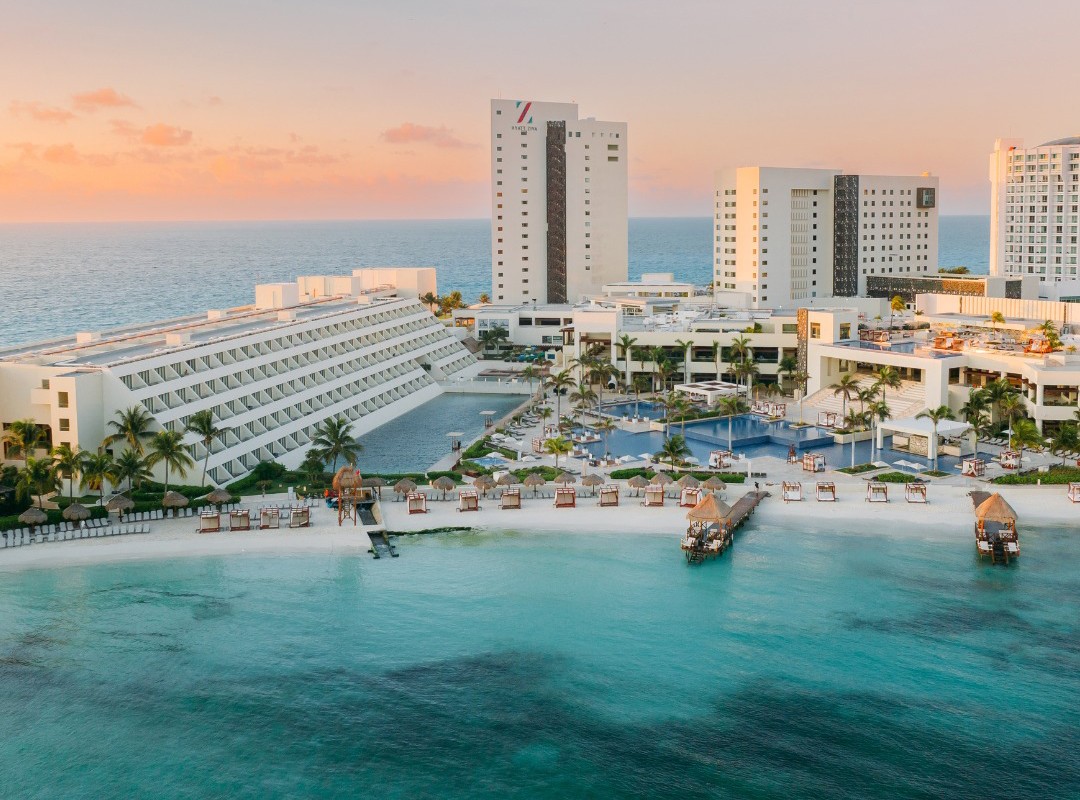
[876,417,975,463]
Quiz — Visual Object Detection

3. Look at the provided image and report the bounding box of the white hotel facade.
[714,167,939,308]
[0,269,479,487]
[491,99,628,306]
[989,136,1080,284]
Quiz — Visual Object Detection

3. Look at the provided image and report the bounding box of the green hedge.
[871,471,922,484]
[994,466,1080,485]
[837,464,879,475]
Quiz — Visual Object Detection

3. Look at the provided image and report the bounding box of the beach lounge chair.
[1068,482,1080,503]
[260,507,280,529]
[458,490,481,512]
[289,507,310,528]
[641,486,665,507]
[680,487,702,508]
[815,481,836,502]
[866,482,888,503]
[500,488,521,510]
[407,492,428,514]
[197,512,221,533]
[782,481,803,503]
[554,487,577,508]
[599,486,619,507]
[905,483,928,504]
[229,509,251,531]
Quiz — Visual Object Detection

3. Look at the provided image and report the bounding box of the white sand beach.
[0,479,1075,572]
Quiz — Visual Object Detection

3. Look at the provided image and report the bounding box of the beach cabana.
[393,479,417,501]
[458,489,481,512]
[599,485,619,507]
[817,411,837,428]
[229,508,251,530]
[62,502,91,529]
[500,488,521,510]
[627,475,650,496]
[554,487,577,508]
[1000,449,1021,469]
[679,486,702,508]
[289,507,311,528]
[1068,482,1080,503]
[905,482,928,504]
[708,450,733,469]
[801,453,825,473]
[198,510,221,533]
[523,473,547,498]
[161,491,189,518]
[581,474,604,496]
[407,492,428,514]
[431,476,456,500]
[260,507,280,529]
[782,481,803,502]
[961,458,986,478]
[642,485,665,507]
[815,481,836,502]
[866,482,888,503]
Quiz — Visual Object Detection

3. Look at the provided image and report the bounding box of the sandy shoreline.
[0,480,1074,572]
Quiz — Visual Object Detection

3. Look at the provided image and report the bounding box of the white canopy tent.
[876,416,974,465]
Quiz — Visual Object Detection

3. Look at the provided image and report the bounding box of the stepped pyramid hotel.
[0,269,480,487]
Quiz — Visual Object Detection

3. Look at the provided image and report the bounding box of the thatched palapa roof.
[162,491,189,508]
[333,467,362,492]
[975,493,1017,524]
[106,494,135,511]
[62,502,91,521]
[19,506,47,525]
[686,493,732,522]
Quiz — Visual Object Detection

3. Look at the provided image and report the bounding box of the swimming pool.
[681,414,836,450]
[600,401,665,420]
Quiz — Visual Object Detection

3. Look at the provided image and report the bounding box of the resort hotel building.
[989,136,1080,287]
[0,269,480,487]
[714,167,940,308]
[490,98,628,305]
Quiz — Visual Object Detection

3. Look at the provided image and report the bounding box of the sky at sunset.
[1,0,1076,223]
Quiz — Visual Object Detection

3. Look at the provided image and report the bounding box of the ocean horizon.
[0,216,989,348]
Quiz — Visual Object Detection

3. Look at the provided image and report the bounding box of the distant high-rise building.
[989,136,1080,282]
[714,167,938,308]
[490,99,627,304]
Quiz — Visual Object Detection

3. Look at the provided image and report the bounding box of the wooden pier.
[681,490,768,564]
[969,491,1019,565]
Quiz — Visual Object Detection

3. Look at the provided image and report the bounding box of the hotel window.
[59,418,70,432]
[810,323,821,339]
[57,391,69,408]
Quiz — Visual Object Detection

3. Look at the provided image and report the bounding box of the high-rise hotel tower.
[989,136,1080,283]
[490,99,627,304]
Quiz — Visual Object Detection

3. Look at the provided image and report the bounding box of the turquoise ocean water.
[1,522,1077,798]
[0,217,988,348]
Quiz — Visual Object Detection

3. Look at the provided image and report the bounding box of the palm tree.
[889,295,906,329]
[104,406,155,454]
[998,393,1026,436]
[843,409,866,468]
[114,448,151,494]
[185,410,226,488]
[420,291,438,311]
[632,374,650,418]
[145,430,195,495]
[80,450,116,508]
[311,416,363,473]
[16,456,60,509]
[569,382,598,432]
[856,386,876,417]
[915,405,955,472]
[715,395,747,450]
[831,374,859,421]
[595,419,616,458]
[549,370,574,431]
[674,338,694,383]
[616,334,638,386]
[300,450,327,486]
[51,443,82,503]
[538,406,554,424]
[2,418,42,466]
[656,434,691,468]
[656,357,676,394]
[521,364,540,399]
[1048,422,1079,465]
[778,354,798,395]
[729,334,752,366]
[874,365,901,406]
[544,436,572,470]
[1009,417,1043,465]
[983,377,1015,426]
[478,292,491,305]
[648,346,666,392]
[588,361,619,412]
[868,400,891,462]
[734,358,759,399]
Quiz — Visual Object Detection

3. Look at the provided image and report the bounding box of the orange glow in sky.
[1,1,1076,222]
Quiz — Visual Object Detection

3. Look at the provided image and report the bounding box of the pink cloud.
[207,95,223,106]
[73,88,138,111]
[380,122,475,149]
[109,119,141,139]
[9,101,76,124]
[7,142,38,159]
[42,144,81,165]
[141,123,193,147]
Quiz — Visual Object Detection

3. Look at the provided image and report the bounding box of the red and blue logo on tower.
[516,101,533,124]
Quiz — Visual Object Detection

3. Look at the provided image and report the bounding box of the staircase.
[804,376,926,421]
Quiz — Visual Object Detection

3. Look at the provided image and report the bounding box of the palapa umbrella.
[581,473,604,496]
[974,493,1017,525]
[495,473,517,487]
[627,475,650,496]
[473,474,497,497]
[685,492,732,522]
[62,502,91,528]
[703,476,727,492]
[523,473,547,497]
[431,475,456,500]
[19,506,47,529]
[652,472,674,486]
[676,475,700,489]
[393,478,417,501]
[362,476,385,497]
[106,494,135,515]
[205,488,232,507]
[161,491,189,517]
[555,472,577,486]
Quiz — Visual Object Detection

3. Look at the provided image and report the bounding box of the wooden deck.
[683,490,768,564]
[970,491,1018,565]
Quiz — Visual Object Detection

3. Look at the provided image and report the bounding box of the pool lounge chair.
[458,490,481,512]
[599,486,619,507]
[641,486,665,508]
[554,487,577,508]
[815,482,836,502]
[229,509,251,531]
[782,481,803,503]
[407,492,428,514]
[500,488,521,510]
[197,512,221,533]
